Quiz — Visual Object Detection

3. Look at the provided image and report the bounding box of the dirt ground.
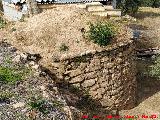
[120,7,160,120]
[5,5,130,68]
[1,6,160,119]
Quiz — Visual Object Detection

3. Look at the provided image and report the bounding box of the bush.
[140,0,160,7]
[152,0,160,8]
[88,22,116,46]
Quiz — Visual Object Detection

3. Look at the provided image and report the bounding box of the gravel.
[0,41,69,120]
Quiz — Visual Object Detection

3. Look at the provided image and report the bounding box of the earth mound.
[9,5,130,66]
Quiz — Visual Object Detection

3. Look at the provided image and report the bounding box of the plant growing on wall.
[88,22,116,46]
[149,56,160,78]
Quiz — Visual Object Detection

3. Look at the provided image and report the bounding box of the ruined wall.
[52,40,137,110]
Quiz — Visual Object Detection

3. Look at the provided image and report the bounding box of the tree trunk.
[0,0,3,12]
[26,0,39,17]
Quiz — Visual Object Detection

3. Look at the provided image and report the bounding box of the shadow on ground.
[135,11,160,19]
[135,58,160,105]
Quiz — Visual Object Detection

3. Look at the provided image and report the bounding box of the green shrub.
[59,43,69,52]
[140,0,160,7]
[152,0,160,8]
[88,22,116,46]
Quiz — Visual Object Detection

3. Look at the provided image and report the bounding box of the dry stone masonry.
[51,40,137,110]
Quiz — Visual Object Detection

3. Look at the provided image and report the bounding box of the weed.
[52,100,64,108]
[0,17,6,29]
[0,91,13,103]
[28,99,50,114]
[0,64,31,84]
[88,22,116,46]
[11,28,16,32]
[0,66,22,84]
[59,43,69,52]
[149,56,160,78]
[19,15,25,22]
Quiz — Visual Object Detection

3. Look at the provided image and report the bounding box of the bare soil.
[120,7,160,119]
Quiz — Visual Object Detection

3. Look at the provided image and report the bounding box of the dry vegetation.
[6,5,131,67]
[134,7,160,49]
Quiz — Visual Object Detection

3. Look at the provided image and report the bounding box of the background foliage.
[117,0,160,16]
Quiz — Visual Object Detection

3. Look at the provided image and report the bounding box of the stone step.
[91,10,121,17]
[85,2,103,6]
[76,2,102,9]
[103,5,114,10]
[86,5,105,12]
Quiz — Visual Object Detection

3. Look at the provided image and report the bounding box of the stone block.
[81,78,97,88]
[84,71,97,80]
[89,90,98,97]
[101,57,109,63]
[69,75,84,84]
[79,63,88,71]
[100,81,109,88]
[90,84,100,91]
[115,58,123,64]
[98,76,110,84]
[102,68,109,74]
[97,88,105,95]
[100,97,115,107]
[65,69,83,77]
[87,5,105,12]
[104,63,114,69]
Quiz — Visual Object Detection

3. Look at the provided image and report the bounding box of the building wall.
[52,40,137,110]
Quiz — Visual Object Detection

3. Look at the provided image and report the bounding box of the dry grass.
[132,7,160,49]
[6,5,130,67]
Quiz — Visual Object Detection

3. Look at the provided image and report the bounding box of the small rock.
[27,53,42,62]
[20,53,28,59]
[29,61,35,66]
[40,85,46,90]
[81,78,97,88]
[43,91,49,98]
[31,64,39,69]
[12,55,21,63]
[12,102,25,108]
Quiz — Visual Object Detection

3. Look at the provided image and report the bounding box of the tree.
[117,0,141,16]
[152,0,160,8]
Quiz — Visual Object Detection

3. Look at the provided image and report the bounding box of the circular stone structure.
[51,40,137,110]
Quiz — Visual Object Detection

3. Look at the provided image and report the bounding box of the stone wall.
[51,40,137,110]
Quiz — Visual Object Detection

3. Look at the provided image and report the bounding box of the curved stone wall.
[51,40,137,110]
